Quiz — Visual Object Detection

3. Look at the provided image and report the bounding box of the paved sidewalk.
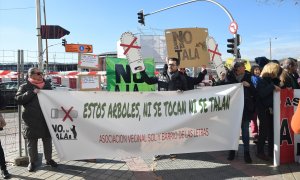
[3,141,300,180]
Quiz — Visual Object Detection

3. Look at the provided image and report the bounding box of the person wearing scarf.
[15,67,58,172]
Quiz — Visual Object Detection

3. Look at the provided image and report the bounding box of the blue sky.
[0,0,299,63]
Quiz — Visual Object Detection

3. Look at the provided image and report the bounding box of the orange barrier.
[291,104,300,134]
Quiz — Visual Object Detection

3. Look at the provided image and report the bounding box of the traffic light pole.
[144,0,234,22]
[141,0,239,58]
[43,0,48,73]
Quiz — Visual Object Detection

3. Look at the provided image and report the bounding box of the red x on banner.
[61,106,74,122]
[208,44,222,61]
[120,37,141,55]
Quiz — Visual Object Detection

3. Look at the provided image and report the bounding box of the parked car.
[0,81,18,108]
[51,83,73,91]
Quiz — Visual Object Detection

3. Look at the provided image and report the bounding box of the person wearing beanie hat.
[255,56,270,69]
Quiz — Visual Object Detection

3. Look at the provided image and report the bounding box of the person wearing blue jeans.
[217,60,255,163]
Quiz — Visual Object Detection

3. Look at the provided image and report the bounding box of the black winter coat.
[256,77,276,109]
[226,70,256,119]
[141,70,188,91]
[15,80,52,139]
[183,70,206,90]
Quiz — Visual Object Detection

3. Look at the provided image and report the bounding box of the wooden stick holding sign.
[120,32,145,74]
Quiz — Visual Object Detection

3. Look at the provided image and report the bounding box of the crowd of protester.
[211,57,300,163]
[0,56,299,178]
[141,56,300,164]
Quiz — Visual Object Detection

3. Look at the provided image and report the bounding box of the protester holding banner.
[140,57,188,159]
[225,60,255,164]
[280,58,300,89]
[140,57,188,91]
[256,62,281,161]
[0,113,10,179]
[15,67,58,172]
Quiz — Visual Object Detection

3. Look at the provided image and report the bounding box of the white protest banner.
[38,83,244,161]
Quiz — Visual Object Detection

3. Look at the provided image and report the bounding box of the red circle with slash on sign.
[229,21,238,34]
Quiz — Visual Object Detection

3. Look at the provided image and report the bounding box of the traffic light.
[137,10,145,26]
[227,37,235,54]
[236,34,241,58]
[62,39,67,46]
[227,34,241,58]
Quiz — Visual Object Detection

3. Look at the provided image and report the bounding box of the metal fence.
[0,49,79,67]
[0,111,23,154]
[0,49,79,156]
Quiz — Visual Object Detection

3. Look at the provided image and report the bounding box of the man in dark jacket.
[140,57,188,91]
[15,67,58,172]
[225,60,256,164]
[140,57,188,160]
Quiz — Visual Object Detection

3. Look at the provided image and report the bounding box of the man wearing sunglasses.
[15,67,58,172]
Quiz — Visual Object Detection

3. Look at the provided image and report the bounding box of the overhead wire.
[0,7,35,11]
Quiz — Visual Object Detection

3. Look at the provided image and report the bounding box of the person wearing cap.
[225,60,256,164]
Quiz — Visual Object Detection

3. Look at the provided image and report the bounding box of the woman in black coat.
[15,67,58,172]
[256,62,281,161]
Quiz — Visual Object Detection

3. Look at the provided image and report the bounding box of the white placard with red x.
[120,32,145,74]
[206,36,226,79]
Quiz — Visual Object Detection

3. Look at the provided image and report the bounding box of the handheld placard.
[120,32,145,74]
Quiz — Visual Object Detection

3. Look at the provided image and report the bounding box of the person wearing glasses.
[140,57,188,160]
[15,67,58,172]
[140,57,188,91]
